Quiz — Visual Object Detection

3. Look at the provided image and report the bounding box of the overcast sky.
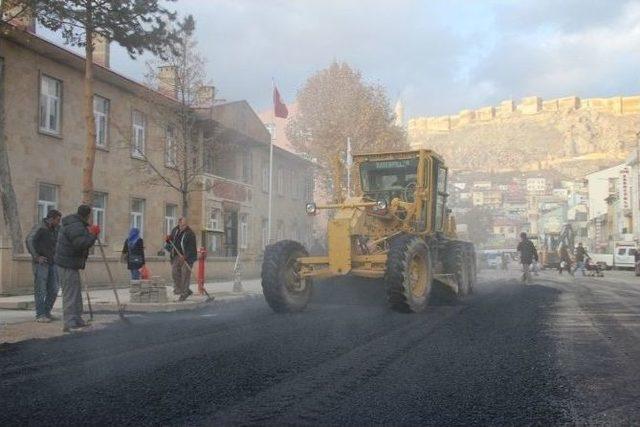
[40,0,640,118]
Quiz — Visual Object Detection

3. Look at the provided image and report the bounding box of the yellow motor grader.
[261,149,477,313]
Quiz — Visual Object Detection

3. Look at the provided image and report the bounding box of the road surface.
[2,269,640,425]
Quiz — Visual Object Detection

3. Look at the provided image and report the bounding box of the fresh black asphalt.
[2,270,639,425]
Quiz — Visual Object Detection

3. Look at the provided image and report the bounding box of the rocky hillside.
[409,109,640,177]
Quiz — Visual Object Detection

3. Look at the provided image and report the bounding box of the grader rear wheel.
[385,235,432,313]
[261,240,312,313]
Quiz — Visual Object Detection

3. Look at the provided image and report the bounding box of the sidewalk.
[0,279,263,344]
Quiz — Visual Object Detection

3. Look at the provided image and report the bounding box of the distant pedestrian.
[574,243,588,276]
[165,217,197,301]
[55,205,100,332]
[635,246,640,277]
[121,227,145,280]
[31,209,62,323]
[517,232,538,285]
[558,244,573,276]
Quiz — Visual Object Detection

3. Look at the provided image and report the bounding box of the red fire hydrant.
[197,247,207,295]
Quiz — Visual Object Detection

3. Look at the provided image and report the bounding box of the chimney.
[3,0,36,33]
[157,65,177,98]
[93,34,110,68]
[195,85,216,108]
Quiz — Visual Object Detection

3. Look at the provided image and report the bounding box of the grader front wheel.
[385,235,432,313]
[261,240,312,313]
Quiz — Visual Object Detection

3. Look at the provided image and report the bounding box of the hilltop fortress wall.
[408,95,640,137]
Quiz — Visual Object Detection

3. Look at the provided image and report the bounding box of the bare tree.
[287,61,407,196]
[137,17,216,217]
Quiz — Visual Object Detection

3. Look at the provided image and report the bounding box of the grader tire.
[445,243,469,296]
[385,235,432,313]
[261,240,312,313]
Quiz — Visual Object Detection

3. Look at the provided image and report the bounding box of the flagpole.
[268,79,275,244]
[346,137,352,197]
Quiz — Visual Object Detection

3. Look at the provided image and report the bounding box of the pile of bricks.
[129,276,168,303]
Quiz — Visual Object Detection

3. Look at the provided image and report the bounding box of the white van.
[613,243,636,269]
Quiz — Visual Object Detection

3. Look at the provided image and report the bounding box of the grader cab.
[261,149,476,313]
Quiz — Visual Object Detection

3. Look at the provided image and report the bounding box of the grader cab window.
[360,158,418,201]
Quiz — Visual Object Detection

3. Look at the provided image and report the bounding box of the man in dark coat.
[574,242,589,276]
[517,232,538,285]
[32,209,62,322]
[55,205,100,332]
[165,217,197,301]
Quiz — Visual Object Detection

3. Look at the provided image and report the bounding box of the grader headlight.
[305,202,318,215]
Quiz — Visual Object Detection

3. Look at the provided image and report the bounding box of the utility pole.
[346,137,352,197]
[267,123,275,244]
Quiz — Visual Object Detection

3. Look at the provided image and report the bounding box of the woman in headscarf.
[121,227,145,280]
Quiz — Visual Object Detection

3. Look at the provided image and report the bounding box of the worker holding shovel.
[54,205,99,332]
[165,217,197,301]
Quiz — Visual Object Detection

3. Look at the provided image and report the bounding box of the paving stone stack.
[129,276,168,303]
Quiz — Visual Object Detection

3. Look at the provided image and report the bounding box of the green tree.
[35,0,184,204]
[287,61,406,196]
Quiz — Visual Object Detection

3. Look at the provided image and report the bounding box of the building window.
[239,214,248,249]
[262,161,269,193]
[209,208,221,231]
[277,167,284,196]
[165,125,177,167]
[205,231,221,254]
[92,192,107,241]
[39,75,61,134]
[93,95,109,148]
[242,150,253,184]
[261,218,269,249]
[131,110,145,158]
[130,198,145,236]
[165,204,177,235]
[36,183,58,221]
[203,146,214,174]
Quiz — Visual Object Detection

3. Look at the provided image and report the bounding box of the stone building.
[0,22,314,294]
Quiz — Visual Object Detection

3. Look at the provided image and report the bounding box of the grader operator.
[261,149,476,313]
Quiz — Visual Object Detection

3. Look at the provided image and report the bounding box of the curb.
[0,301,35,310]
[89,292,263,314]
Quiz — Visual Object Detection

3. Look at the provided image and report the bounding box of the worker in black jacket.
[517,232,538,285]
[32,209,62,323]
[165,217,197,301]
[55,205,100,332]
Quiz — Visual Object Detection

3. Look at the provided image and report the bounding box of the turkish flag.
[273,85,288,119]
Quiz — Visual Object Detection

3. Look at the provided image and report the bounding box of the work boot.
[74,318,90,328]
[178,289,193,302]
[46,313,59,321]
[35,316,51,323]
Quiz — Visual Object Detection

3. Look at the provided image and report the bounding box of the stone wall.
[408,94,640,135]
[0,241,260,295]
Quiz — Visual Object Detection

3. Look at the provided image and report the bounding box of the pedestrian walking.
[31,209,62,323]
[558,244,573,276]
[517,232,538,285]
[574,242,588,276]
[165,217,197,301]
[54,205,99,332]
[121,227,145,280]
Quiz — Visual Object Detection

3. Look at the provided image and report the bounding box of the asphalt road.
[1,268,640,425]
